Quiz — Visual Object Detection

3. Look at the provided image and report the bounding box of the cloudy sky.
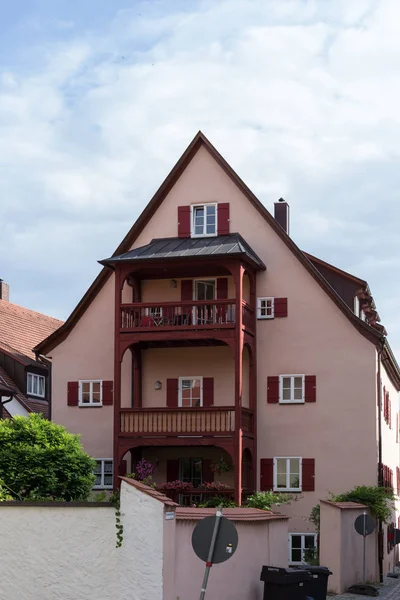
[1,0,400,356]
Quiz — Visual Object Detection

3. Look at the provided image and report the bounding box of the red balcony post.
[114,267,123,489]
[233,263,245,506]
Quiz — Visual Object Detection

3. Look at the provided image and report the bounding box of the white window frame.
[79,380,103,407]
[279,374,305,404]
[274,457,302,492]
[178,377,203,408]
[288,533,317,565]
[354,295,360,317]
[191,203,217,238]
[93,458,113,489]
[27,373,45,398]
[257,297,274,319]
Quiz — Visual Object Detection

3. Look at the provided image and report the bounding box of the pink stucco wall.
[168,514,288,600]
[320,501,377,593]
[48,139,396,549]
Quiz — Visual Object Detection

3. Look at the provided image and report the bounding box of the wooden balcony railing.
[241,407,254,435]
[159,488,234,506]
[120,407,236,436]
[120,300,255,334]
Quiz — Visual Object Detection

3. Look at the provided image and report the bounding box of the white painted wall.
[119,481,164,600]
[0,504,117,600]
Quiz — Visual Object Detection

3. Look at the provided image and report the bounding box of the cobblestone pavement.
[329,567,400,599]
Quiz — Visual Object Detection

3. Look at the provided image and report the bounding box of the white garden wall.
[0,503,118,600]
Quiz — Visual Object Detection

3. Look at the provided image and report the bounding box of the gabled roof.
[99,233,265,270]
[35,130,389,357]
[0,299,63,361]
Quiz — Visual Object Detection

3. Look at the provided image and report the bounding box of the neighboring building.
[36,132,400,569]
[0,280,63,418]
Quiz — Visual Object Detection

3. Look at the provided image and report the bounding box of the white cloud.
[1,0,400,356]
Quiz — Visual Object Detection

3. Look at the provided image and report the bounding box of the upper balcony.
[120,299,255,335]
[100,233,265,343]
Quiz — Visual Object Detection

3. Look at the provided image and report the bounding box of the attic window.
[191,204,217,237]
[27,373,45,398]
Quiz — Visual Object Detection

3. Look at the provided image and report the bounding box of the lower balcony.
[157,484,235,507]
[119,407,254,437]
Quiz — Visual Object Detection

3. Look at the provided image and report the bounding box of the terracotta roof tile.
[0,299,63,361]
[320,500,368,509]
[0,366,48,418]
[176,507,288,522]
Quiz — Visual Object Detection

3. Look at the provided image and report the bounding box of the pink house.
[36,131,400,572]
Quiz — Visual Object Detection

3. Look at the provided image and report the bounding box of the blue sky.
[2,0,400,358]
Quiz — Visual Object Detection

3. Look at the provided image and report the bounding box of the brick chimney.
[274,198,290,234]
[0,279,9,301]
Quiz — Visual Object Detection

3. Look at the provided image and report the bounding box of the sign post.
[192,506,239,600]
[354,512,376,584]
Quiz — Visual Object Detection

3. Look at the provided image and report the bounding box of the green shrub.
[331,485,395,523]
[245,491,294,511]
[0,414,96,501]
[198,496,237,508]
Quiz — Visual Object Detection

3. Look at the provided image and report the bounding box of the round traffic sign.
[354,514,376,536]
[192,515,238,564]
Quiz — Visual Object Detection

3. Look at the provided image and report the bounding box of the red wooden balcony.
[119,407,254,437]
[120,300,254,334]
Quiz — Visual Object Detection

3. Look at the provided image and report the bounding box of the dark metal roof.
[99,234,266,270]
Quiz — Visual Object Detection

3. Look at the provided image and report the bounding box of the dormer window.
[191,204,217,237]
[27,373,45,398]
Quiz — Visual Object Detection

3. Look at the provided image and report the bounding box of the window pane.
[82,382,90,393]
[195,225,203,235]
[276,474,286,488]
[294,377,303,389]
[192,459,202,479]
[104,475,113,486]
[104,461,113,474]
[206,205,215,216]
[38,377,44,396]
[92,393,101,403]
[94,461,101,475]
[290,474,300,488]
[304,535,315,549]
[206,224,216,234]
[291,535,302,549]
[180,458,191,481]
[33,377,38,395]
[282,389,291,400]
[282,377,291,389]
[93,382,101,394]
[291,549,302,562]
[195,207,204,218]
[290,459,300,474]
[276,458,286,473]
[294,388,302,400]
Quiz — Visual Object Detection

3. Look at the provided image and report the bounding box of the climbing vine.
[110,491,123,548]
[331,485,395,523]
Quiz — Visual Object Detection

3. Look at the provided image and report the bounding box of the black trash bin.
[296,566,332,600]
[260,566,312,600]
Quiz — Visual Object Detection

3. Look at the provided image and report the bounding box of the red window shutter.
[302,458,315,492]
[102,381,113,405]
[67,381,79,406]
[217,278,228,300]
[305,376,317,403]
[203,378,214,407]
[178,206,191,238]
[167,459,179,482]
[181,280,193,302]
[217,203,230,235]
[274,298,288,318]
[118,460,127,477]
[389,396,392,429]
[167,378,178,408]
[267,376,279,403]
[202,459,214,483]
[260,458,273,491]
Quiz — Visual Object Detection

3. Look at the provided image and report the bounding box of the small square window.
[191,204,217,237]
[179,377,202,407]
[289,533,317,564]
[257,298,274,319]
[93,459,113,489]
[279,375,304,404]
[274,457,302,491]
[79,381,103,406]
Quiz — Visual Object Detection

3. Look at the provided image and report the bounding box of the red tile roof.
[0,299,63,361]
[0,366,49,419]
[176,507,288,522]
[320,500,368,510]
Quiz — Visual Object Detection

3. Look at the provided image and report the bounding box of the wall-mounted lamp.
[155,380,162,390]
[170,279,177,288]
